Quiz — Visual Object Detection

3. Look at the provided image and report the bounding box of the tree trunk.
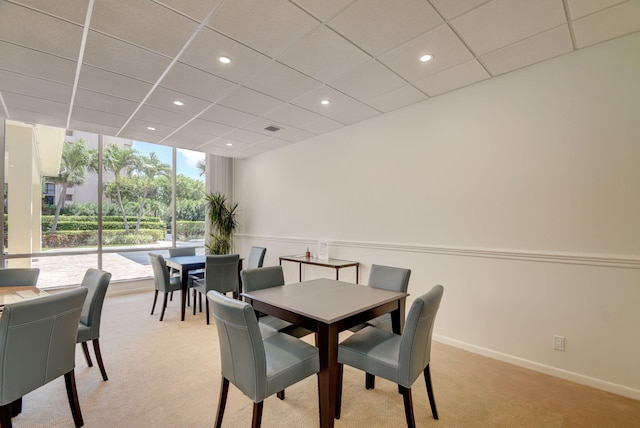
[134,187,150,234]
[115,184,130,234]
[50,183,68,233]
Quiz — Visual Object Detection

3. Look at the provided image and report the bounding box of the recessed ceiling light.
[218,56,231,64]
[146,126,156,131]
[320,99,331,105]
[173,100,184,106]
[226,143,233,146]
[420,54,433,63]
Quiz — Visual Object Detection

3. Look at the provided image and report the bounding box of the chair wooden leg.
[335,363,344,419]
[9,398,21,417]
[193,289,197,316]
[92,339,108,381]
[205,299,210,325]
[400,386,416,428]
[214,377,229,428]
[251,401,263,428]
[366,373,375,389]
[159,292,169,321]
[199,292,202,312]
[276,390,285,400]
[423,364,438,419]
[64,370,84,428]
[150,290,159,315]
[0,404,12,428]
[81,341,93,367]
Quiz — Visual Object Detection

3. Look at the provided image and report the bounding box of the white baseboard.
[434,335,640,401]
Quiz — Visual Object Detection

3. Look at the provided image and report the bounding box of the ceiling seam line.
[66,0,95,130]
[0,92,10,119]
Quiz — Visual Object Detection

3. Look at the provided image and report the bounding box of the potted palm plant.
[204,192,238,255]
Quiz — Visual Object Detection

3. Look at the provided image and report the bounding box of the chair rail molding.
[235,234,640,270]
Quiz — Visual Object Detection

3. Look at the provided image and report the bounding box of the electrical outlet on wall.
[553,335,565,351]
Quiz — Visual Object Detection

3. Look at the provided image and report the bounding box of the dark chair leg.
[92,339,108,381]
[169,291,173,301]
[0,404,12,428]
[193,289,197,316]
[335,363,344,419]
[277,390,285,400]
[214,377,229,428]
[205,299,210,325]
[251,401,264,428]
[366,373,375,389]
[150,290,159,315]
[424,365,438,419]
[199,292,202,312]
[64,370,84,428]
[81,341,93,367]
[9,398,22,417]
[159,292,169,321]
[400,386,416,428]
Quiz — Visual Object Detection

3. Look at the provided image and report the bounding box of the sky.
[132,141,204,181]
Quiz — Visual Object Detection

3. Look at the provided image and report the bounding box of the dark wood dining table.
[165,255,243,321]
[241,278,407,428]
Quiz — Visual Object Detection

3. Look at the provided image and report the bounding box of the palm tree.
[48,139,97,233]
[134,152,170,234]
[197,159,206,177]
[103,144,139,234]
[204,192,238,255]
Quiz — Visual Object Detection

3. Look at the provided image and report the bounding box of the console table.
[279,255,359,283]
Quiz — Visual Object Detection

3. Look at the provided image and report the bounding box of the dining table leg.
[180,269,189,321]
[316,323,339,428]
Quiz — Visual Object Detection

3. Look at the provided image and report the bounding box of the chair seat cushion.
[169,276,181,291]
[366,313,393,332]
[264,332,320,397]
[338,326,401,383]
[259,315,293,332]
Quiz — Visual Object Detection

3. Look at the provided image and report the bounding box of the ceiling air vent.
[264,125,281,132]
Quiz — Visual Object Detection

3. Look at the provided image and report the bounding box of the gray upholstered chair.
[241,266,312,339]
[246,246,267,269]
[350,264,411,333]
[207,290,320,428]
[0,268,40,286]
[76,268,112,381]
[336,285,444,427]
[148,253,181,321]
[0,287,88,428]
[191,254,239,324]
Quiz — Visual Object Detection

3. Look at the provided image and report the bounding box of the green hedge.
[176,221,205,240]
[41,216,165,232]
[42,229,165,248]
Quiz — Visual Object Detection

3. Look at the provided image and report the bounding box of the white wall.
[234,33,640,399]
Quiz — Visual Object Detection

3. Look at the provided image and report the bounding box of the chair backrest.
[203,254,240,294]
[246,246,267,269]
[368,264,411,293]
[0,287,88,405]
[168,247,196,257]
[397,285,444,388]
[0,267,40,286]
[207,290,267,402]
[148,253,172,292]
[240,266,284,292]
[79,268,112,337]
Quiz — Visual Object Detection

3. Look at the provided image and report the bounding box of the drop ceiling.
[1,0,639,159]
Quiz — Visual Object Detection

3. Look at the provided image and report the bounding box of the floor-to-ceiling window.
[1,121,207,288]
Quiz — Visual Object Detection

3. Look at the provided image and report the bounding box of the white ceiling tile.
[90,0,198,57]
[155,0,217,22]
[328,0,443,56]
[414,59,489,96]
[218,87,285,116]
[7,107,66,128]
[565,0,628,20]
[83,31,172,83]
[180,28,273,84]
[121,118,177,135]
[74,89,138,116]
[365,84,427,112]
[429,0,491,20]
[78,65,152,102]
[68,119,120,137]
[180,118,235,137]
[572,1,640,49]
[482,26,573,76]
[206,0,320,58]
[3,92,68,117]
[330,60,408,101]
[0,70,72,103]
[280,26,371,82]
[145,87,211,116]
[72,106,128,128]
[198,104,258,127]
[299,116,345,134]
[224,129,269,144]
[11,0,90,24]
[263,104,324,127]
[273,126,316,143]
[168,127,217,145]
[257,138,293,150]
[160,62,238,103]
[0,42,77,84]
[378,25,475,82]
[117,128,163,144]
[0,2,83,60]
[242,118,290,137]
[292,0,355,21]
[451,0,566,55]
[134,105,190,127]
[244,61,322,102]
[293,86,379,124]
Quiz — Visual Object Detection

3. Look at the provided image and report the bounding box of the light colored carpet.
[12,292,640,427]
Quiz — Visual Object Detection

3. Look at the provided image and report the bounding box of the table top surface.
[279,254,359,268]
[242,278,407,324]
[0,286,48,308]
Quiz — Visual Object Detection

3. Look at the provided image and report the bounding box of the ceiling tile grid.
[0,0,638,158]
